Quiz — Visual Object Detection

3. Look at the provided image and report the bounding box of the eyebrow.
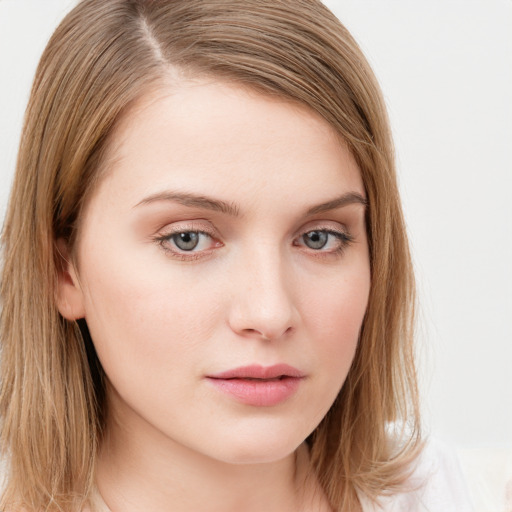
[305,192,367,215]
[134,190,367,216]
[134,191,241,216]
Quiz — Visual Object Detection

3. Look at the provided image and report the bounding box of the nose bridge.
[228,242,297,340]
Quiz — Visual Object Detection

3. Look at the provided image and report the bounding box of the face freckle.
[66,79,371,465]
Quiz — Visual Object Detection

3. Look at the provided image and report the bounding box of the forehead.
[91,79,364,213]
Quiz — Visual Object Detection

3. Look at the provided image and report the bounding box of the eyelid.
[156,220,217,239]
[152,221,221,260]
[295,220,350,240]
[295,227,353,243]
[293,223,355,256]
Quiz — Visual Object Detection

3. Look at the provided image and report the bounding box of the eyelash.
[153,225,354,261]
[293,229,354,257]
[153,226,218,261]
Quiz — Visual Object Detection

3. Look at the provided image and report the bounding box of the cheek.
[78,246,223,379]
[306,260,369,328]
[302,265,370,377]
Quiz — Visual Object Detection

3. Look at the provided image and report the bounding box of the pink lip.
[206,364,305,407]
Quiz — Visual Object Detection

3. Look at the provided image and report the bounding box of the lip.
[206,364,305,407]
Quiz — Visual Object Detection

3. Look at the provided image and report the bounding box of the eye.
[166,230,214,252]
[302,230,329,250]
[295,228,353,254]
[172,231,202,251]
[155,228,220,259]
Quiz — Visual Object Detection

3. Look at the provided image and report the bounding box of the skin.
[58,79,370,512]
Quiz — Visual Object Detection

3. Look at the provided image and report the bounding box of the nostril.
[241,326,293,341]
[243,328,272,340]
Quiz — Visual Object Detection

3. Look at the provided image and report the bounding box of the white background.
[1,0,511,467]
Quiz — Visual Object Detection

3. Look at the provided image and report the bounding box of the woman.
[0,1,472,511]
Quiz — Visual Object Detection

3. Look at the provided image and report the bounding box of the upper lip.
[207,364,305,380]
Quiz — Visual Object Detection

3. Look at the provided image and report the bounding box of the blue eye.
[302,231,329,249]
[172,232,201,251]
[157,230,216,255]
[297,229,353,253]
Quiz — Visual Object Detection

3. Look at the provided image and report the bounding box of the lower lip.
[206,377,302,406]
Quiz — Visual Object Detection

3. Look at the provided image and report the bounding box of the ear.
[55,238,86,320]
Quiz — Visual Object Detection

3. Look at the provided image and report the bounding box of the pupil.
[304,231,328,249]
[173,232,199,251]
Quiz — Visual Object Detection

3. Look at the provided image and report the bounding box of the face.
[59,80,370,465]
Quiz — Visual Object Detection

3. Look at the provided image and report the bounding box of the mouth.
[230,376,288,381]
[206,364,305,407]
[207,364,305,380]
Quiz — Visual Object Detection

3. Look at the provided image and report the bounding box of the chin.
[201,423,308,465]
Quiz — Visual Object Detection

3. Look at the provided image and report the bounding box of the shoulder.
[359,439,475,512]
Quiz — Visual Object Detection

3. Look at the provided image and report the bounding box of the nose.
[227,247,298,341]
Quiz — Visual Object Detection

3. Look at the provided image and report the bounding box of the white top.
[358,439,475,512]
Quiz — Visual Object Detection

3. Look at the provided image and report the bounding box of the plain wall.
[1,0,511,452]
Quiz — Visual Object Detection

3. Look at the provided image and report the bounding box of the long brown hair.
[0,1,420,510]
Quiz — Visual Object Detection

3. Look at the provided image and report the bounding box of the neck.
[94,394,330,512]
